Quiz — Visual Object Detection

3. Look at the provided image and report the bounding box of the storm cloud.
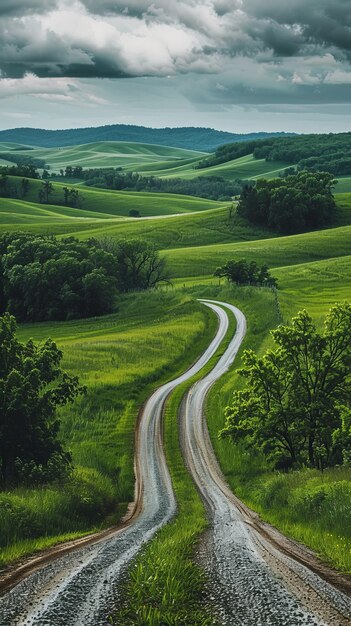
[0,1,58,17]
[0,0,351,107]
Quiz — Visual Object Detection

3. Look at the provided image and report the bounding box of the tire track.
[182,299,351,626]
[0,302,229,626]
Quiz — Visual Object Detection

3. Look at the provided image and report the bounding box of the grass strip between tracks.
[111,302,236,626]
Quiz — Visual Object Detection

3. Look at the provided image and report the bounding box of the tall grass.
[0,291,210,567]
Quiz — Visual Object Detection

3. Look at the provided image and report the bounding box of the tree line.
[196,132,351,176]
[237,171,336,234]
[58,167,243,201]
[0,233,169,322]
[0,153,46,169]
[0,174,85,208]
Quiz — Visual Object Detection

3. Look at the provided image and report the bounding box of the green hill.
[163,225,351,278]
[0,141,206,173]
[0,125,291,152]
[274,255,351,319]
[5,176,224,218]
[137,153,289,181]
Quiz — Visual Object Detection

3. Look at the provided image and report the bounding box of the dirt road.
[182,299,351,626]
[0,299,350,625]
[0,300,229,626]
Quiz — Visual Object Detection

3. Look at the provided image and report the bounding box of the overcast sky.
[0,0,351,133]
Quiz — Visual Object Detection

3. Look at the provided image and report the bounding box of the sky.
[0,0,351,133]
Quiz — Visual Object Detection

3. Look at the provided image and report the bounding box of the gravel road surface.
[182,299,351,626]
[1,299,350,626]
[0,304,229,626]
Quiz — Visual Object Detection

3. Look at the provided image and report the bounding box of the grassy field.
[1,142,288,180]
[0,291,211,566]
[0,187,350,246]
[274,255,351,320]
[2,143,351,584]
[0,141,206,173]
[335,178,351,193]
[163,224,351,278]
[6,176,223,219]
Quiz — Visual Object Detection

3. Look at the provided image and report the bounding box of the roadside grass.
[163,224,351,278]
[273,255,351,321]
[0,291,210,568]
[199,284,351,573]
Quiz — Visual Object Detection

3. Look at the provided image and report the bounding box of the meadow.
[0,291,212,566]
[7,176,223,218]
[163,224,351,278]
[0,141,206,173]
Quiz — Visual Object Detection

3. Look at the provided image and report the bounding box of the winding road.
[0,300,351,625]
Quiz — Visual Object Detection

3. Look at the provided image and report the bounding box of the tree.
[42,180,54,203]
[0,313,84,485]
[221,304,351,470]
[97,238,170,292]
[20,178,30,199]
[214,259,277,288]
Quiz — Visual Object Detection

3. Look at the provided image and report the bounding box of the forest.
[197,132,351,175]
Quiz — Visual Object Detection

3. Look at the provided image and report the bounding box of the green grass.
[335,178,351,193]
[0,291,211,567]
[133,153,289,181]
[0,197,117,223]
[274,255,351,321]
[6,176,223,219]
[0,141,206,173]
[198,284,351,573]
[163,225,351,278]
[45,207,277,248]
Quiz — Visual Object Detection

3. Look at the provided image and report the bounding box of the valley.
[0,132,351,626]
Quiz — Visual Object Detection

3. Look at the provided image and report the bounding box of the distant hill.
[0,125,294,152]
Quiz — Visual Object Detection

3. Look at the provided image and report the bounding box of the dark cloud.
[80,0,149,17]
[0,0,351,106]
[244,0,351,50]
[0,1,58,16]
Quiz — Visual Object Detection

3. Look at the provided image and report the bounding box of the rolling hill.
[0,125,293,152]
[0,141,206,174]
[4,176,224,218]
